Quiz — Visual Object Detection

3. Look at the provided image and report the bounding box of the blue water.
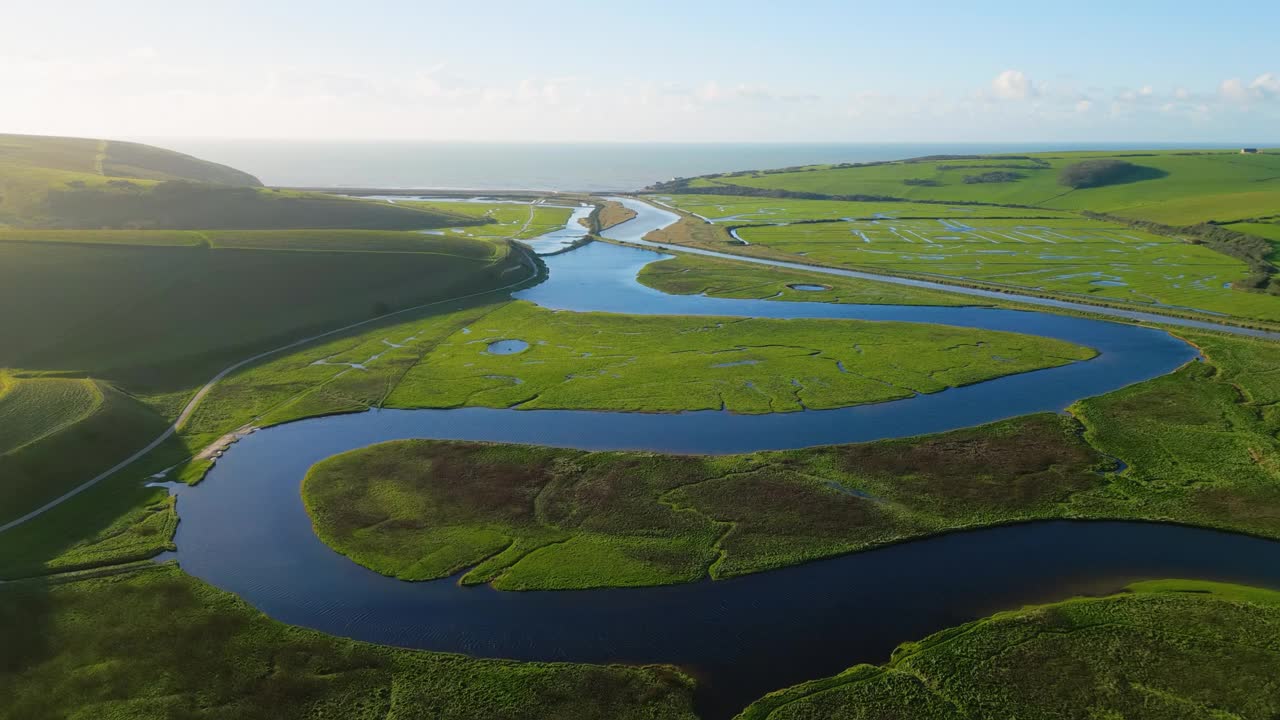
[142,140,1249,192]
[166,199,1278,719]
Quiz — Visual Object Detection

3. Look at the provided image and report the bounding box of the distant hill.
[0,134,476,230]
[655,149,1280,226]
[0,134,261,186]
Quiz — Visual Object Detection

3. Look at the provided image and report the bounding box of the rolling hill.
[0,134,477,230]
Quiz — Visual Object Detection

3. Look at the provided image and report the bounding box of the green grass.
[0,379,171,526]
[0,134,475,230]
[725,217,1280,322]
[0,133,260,186]
[736,579,1280,720]
[304,330,1280,591]
[1226,221,1280,257]
[0,235,521,390]
[398,199,578,240]
[0,228,509,256]
[681,149,1280,224]
[652,194,1080,223]
[1068,330,1280,537]
[637,252,990,306]
[386,300,1094,414]
[301,412,1108,589]
[0,563,697,720]
[0,373,101,454]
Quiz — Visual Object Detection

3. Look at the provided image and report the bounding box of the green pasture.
[0,235,519,390]
[0,374,101,455]
[685,149,1280,224]
[0,564,696,720]
[0,134,473,230]
[652,194,1078,223]
[737,580,1280,720]
[0,379,171,526]
[732,217,1280,321]
[387,300,1092,414]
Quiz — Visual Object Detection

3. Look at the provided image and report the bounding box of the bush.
[963,171,1024,184]
[1059,159,1142,188]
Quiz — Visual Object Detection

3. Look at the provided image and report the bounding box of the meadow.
[677,149,1280,225]
[0,374,102,455]
[652,194,1078,223]
[737,580,1280,720]
[0,378,170,526]
[386,300,1093,414]
[399,199,577,240]
[302,329,1280,590]
[0,234,520,390]
[638,253,987,306]
[694,215,1280,322]
[0,564,697,720]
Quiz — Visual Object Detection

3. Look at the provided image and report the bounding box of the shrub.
[1059,159,1141,188]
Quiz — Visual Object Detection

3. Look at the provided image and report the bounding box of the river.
[165,198,1280,719]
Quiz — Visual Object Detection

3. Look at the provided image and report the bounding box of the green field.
[0,234,521,390]
[737,580,1280,720]
[397,199,578,240]
[638,253,986,306]
[678,150,1280,224]
[0,374,101,455]
[0,564,696,720]
[0,378,171,526]
[301,329,1279,590]
[386,300,1093,414]
[652,194,1079,223]
[687,215,1280,322]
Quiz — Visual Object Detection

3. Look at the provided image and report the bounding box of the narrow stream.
[167,198,1280,719]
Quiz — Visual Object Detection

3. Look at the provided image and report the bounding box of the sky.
[4,0,1279,143]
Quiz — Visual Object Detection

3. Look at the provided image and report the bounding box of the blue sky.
[6,0,1279,142]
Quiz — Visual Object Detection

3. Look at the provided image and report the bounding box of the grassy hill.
[0,232,525,391]
[668,149,1280,225]
[0,376,171,526]
[0,134,477,230]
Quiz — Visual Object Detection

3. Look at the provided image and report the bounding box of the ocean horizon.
[140,139,1262,193]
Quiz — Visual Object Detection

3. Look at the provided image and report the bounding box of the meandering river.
[167,198,1280,719]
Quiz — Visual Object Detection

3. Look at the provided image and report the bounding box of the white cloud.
[1075,99,1093,113]
[1221,72,1280,103]
[990,70,1034,100]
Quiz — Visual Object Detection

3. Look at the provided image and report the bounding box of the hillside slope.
[666,149,1280,225]
[0,134,475,230]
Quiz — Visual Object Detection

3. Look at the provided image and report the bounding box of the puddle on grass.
[486,340,530,355]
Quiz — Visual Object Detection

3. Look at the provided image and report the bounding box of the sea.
[143,140,1247,193]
